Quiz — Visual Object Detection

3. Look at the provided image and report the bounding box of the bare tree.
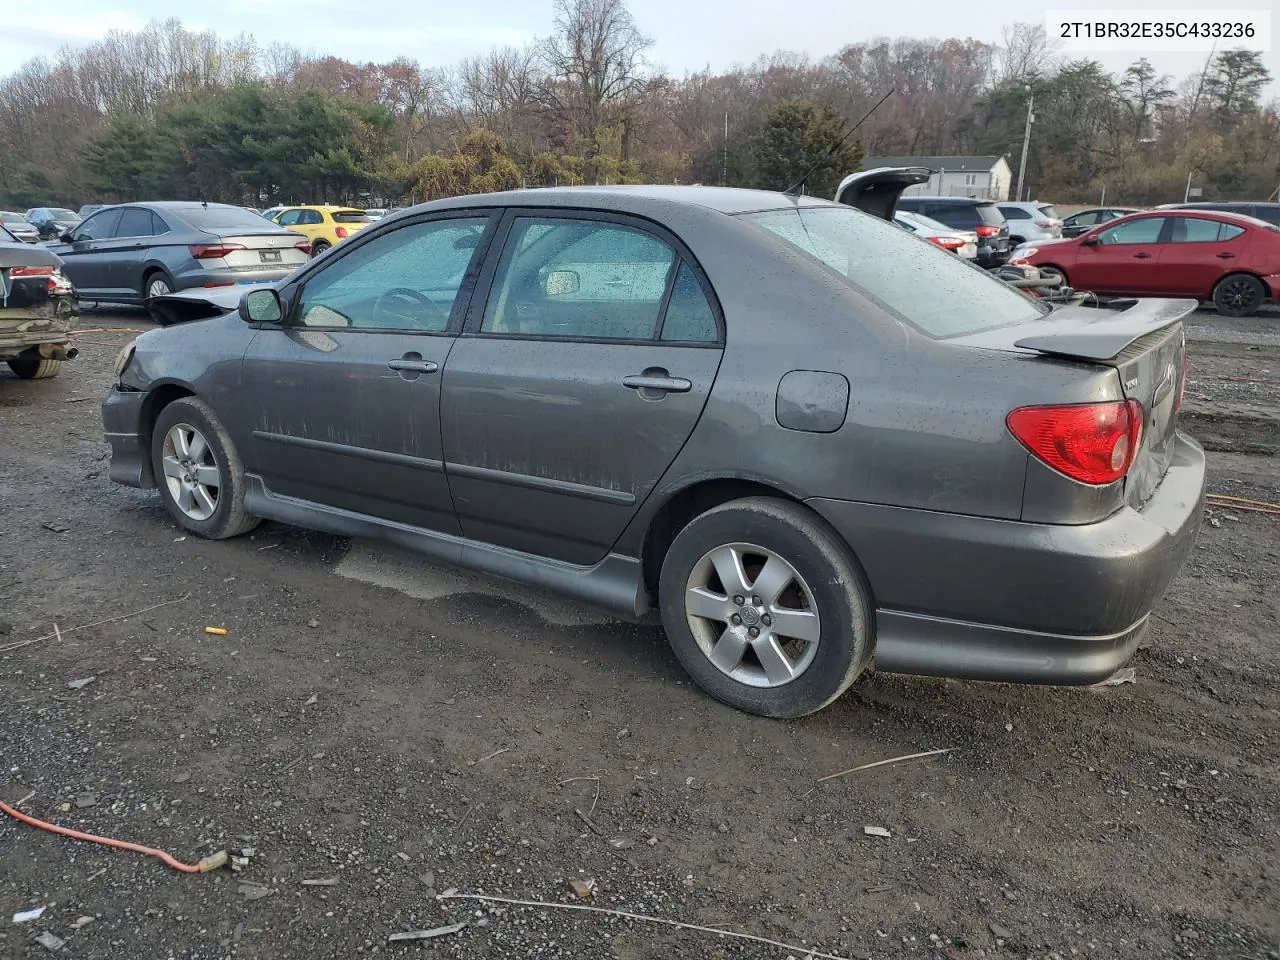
[537,0,652,141]
[994,22,1054,85]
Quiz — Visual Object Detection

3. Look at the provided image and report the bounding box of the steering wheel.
[372,287,448,329]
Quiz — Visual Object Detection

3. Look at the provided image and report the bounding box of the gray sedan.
[102,186,1205,717]
[0,211,39,243]
[46,202,311,303]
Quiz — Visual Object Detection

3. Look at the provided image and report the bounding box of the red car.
[1014,209,1280,317]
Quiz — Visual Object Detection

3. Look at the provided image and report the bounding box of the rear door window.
[744,206,1043,338]
[998,205,1030,220]
[480,217,677,341]
[1168,217,1243,243]
[116,208,157,238]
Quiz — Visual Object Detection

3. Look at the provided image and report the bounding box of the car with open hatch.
[1013,208,1280,317]
[101,185,1206,718]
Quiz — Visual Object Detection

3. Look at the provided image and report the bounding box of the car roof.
[899,196,996,206]
[418,185,835,216]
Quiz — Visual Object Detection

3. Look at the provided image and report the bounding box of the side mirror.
[60,232,74,243]
[239,288,283,324]
[543,269,581,297]
[1080,235,1100,247]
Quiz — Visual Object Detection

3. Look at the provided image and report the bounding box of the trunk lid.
[956,297,1195,506]
[207,232,309,271]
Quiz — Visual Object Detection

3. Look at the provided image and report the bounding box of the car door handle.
[623,373,692,393]
[1216,252,1236,259]
[387,358,438,373]
[1133,252,1153,259]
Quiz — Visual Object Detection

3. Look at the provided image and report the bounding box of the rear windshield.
[0,211,28,222]
[918,202,1002,228]
[177,206,284,231]
[48,209,78,220]
[1038,204,1059,219]
[742,206,1044,337]
[333,211,371,224]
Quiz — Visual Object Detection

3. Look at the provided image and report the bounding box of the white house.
[863,155,1013,201]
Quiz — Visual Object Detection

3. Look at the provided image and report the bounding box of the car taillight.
[1035,219,1054,228]
[1006,400,1144,485]
[929,236,965,250]
[294,239,312,255]
[975,225,999,237]
[9,265,54,277]
[335,226,348,239]
[189,243,246,259]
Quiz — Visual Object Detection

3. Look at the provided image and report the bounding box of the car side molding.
[242,476,654,620]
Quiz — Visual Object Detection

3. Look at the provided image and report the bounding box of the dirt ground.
[1,305,1277,960]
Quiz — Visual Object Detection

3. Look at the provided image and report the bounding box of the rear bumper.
[102,387,154,488]
[807,432,1206,684]
[1262,273,1280,300]
[176,266,296,291]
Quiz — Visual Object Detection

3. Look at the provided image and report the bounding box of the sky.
[2,0,1276,92]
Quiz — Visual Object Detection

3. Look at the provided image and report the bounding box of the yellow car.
[270,205,371,257]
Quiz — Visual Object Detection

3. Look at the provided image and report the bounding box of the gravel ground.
[1,306,1278,960]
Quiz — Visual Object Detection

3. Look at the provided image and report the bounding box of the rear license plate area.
[260,250,281,263]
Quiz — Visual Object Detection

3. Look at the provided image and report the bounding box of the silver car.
[0,211,39,243]
[998,201,1064,245]
[46,202,311,302]
[893,210,978,259]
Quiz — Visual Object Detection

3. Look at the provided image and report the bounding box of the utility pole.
[722,110,729,186]
[1184,170,1193,203]
[1015,85,1034,202]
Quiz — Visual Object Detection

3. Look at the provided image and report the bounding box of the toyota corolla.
[102,186,1205,717]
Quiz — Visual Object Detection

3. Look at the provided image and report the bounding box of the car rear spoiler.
[1011,298,1197,361]
[145,286,254,326]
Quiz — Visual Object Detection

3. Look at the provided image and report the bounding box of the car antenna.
[783,88,894,196]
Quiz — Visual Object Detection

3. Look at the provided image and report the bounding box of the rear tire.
[1212,274,1265,318]
[657,497,874,718]
[142,269,175,300]
[151,397,260,540]
[6,349,61,380]
[311,241,330,259]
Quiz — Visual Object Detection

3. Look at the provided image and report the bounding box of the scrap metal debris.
[35,931,65,951]
[13,906,45,923]
[387,921,468,943]
[863,826,892,838]
[66,677,95,690]
[568,878,596,898]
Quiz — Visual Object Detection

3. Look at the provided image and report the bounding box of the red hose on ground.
[0,799,225,873]
[1206,500,1280,517]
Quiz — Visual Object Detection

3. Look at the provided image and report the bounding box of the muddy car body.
[0,230,78,379]
[103,186,1205,717]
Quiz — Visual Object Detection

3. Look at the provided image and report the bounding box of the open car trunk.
[833,167,932,220]
[954,297,1194,508]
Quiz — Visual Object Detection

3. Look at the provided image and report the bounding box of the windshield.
[742,206,1045,337]
[177,206,285,231]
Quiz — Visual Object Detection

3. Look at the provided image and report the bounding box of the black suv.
[1161,201,1280,227]
[894,197,1011,267]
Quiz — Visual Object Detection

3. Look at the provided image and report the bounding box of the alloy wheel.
[160,422,220,521]
[147,276,171,298]
[683,542,821,688]
[1220,278,1259,311]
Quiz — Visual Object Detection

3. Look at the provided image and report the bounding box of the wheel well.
[640,479,803,598]
[141,384,195,452]
[1214,270,1266,291]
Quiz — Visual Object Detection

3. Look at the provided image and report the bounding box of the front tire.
[151,397,260,539]
[1212,274,1265,318]
[658,497,874,718]
[6,349,61,379]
